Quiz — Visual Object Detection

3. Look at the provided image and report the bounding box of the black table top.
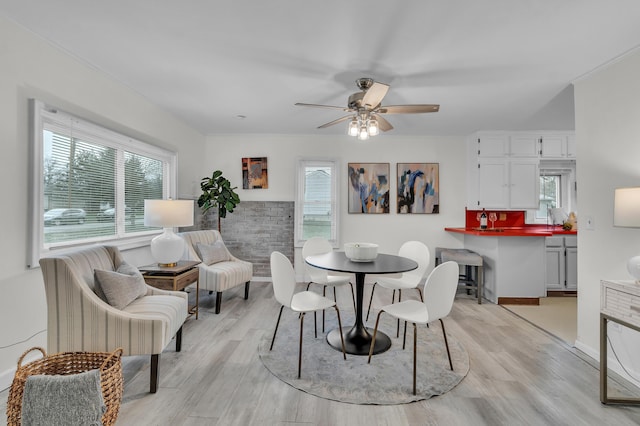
[305,251,418,275]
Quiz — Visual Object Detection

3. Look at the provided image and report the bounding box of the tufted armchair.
[39,245,188,393]
[179,230,253,314]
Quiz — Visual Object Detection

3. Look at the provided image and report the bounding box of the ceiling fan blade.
[361,82,389,109]
[377,104,440,114]
[295,102,349,111]
[375,115,394,132]
[317,115,353,129]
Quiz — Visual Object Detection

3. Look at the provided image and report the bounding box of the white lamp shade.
[144,199,194,228]
[614,187,640,227]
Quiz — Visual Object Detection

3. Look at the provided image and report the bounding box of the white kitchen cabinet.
[540,133,577,159]
[477,133,508,157]
[509,134,539,157]
[477,158,539,209]
[477,133,538,158]
[546,246,565,289]
[545,235,578,291]
[477,158,509,209]
[509,159,540,209]
[567,135,576,158]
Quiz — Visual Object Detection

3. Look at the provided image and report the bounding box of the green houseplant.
[197,170,241,232]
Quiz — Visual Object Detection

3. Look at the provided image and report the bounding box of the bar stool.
[435,247,484,304]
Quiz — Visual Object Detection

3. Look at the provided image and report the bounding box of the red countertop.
[447,209,578,237]
[445,225,577,237]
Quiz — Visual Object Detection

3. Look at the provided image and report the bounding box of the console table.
[140,261,200,319]
[600,279,640,404]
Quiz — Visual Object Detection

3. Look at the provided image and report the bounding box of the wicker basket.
[6,347,124,426]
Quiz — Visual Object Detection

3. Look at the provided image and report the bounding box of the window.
[295,159,339,247]
[537,174,561,220]
[532,163,576,223]
[29,100,177,267]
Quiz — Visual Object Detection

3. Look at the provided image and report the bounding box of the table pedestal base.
[327,326,391,356]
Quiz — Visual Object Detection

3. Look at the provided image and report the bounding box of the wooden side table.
[140,261,200,319]
[600,279,640,404]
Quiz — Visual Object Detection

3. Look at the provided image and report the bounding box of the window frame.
[529,161,576,224]
[28,99,177,267]
[294,158,340,248]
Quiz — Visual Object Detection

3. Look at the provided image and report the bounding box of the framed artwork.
[348,163,390,214]
[242,157,268,189]
[397,163,439,214]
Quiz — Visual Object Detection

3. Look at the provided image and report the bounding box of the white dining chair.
[302,237,356,332]
[367,261,459,395]
[366,241,430,335]
[269,251,347,378]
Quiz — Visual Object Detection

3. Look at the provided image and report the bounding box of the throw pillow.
[196,241,230,265]
[21,369,105,426]
[94,262,147,310]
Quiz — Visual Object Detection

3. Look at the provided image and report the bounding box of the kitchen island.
[445,213,577,304]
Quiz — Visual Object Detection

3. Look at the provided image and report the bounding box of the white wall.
[204,134,469,276]
[574,47,640,386]
[0,16,206,388]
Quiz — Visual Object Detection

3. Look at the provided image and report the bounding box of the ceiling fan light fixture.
[348,118,359,137]
[358,125,369,140]
[295,77,439,137]
[367,119,379,136]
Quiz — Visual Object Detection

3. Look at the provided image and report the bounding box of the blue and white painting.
[348,163,390,214]
[397,163,439,214]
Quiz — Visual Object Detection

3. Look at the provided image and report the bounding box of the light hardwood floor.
[3,285,640,425]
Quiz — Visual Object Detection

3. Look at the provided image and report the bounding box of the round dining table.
[305,251,418,356]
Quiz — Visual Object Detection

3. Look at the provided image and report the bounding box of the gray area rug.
[258,310,469,404]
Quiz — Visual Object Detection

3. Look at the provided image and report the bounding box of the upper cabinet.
[468,131,575,210]
[477,133,539,158]
[477,157,539,209]
[540,133,576,159]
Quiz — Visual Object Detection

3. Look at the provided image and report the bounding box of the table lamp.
[613,187,640,283]
[144,199,194,267]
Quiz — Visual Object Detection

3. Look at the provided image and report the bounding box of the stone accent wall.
[187,200,294,278]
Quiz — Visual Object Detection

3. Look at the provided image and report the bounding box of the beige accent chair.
[39,245,188,393]
[179,230,253,314]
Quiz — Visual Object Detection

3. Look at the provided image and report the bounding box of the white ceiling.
[3,1,640,136]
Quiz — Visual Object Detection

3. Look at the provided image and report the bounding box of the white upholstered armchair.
[39,245,188,393]
[179,230,253,314]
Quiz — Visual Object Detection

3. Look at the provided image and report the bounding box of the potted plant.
[198,170,240,232]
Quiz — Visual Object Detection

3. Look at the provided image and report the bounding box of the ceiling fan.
[295,77,439,140]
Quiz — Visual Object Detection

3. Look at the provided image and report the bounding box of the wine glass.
[476,212,482,227]
[489,212,497,229]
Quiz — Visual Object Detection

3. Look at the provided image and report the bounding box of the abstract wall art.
[348,162,390,214]
[242,157,268,189]
[397,163,439,214]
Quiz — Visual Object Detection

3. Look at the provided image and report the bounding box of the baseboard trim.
[498,297,540,305]
[547,290,577,297]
